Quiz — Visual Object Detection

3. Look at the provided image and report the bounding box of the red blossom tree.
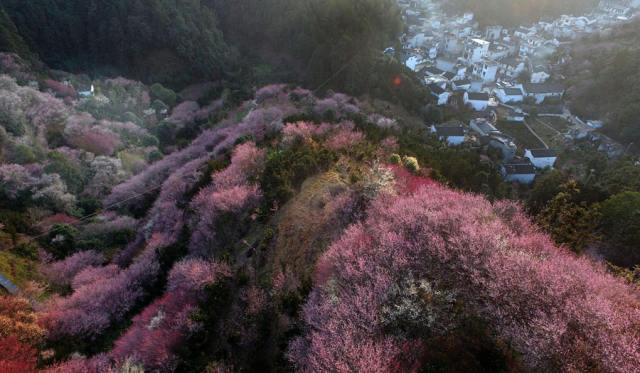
[44,79,77,98]
[0,335,37,373]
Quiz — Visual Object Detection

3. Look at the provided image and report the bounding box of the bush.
[45,224,79,260]
[599,191,640,247]
[11,145,38,164]
[389,153,401,165]
[259,144,338,217]
[150,83,177,107]
[402,156,420,173]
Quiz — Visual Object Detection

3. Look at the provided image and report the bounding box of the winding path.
[0,272,20,295]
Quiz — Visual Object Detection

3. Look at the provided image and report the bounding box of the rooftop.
[528,148,558,157]
[467,92,490,101]
[503,161,536,175]
[504,87,523,96]
[522,82,564,94]
[434,126,465,137]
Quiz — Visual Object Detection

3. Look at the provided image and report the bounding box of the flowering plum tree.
[290,173,640,372]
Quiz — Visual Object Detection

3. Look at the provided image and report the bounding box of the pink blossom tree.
[42,250,106,287]
[110,259,231,371]
[290,174,640,372]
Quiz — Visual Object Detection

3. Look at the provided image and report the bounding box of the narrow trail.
[0,272,39,307]
[0,272,20,295]
[523,119,549,149]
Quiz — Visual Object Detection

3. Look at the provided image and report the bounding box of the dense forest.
[442,0,599,26]
[566,20,640,149]
[0,0,425,109]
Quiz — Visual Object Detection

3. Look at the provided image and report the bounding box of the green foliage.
[536,181,599,251]
[3,0,231,85]
[147,149,163,163]
[175,279,232,372]
[259,143,338,218]
[402,156,420,173]
[443,0,598,26]
[0,9,35,61]
[11,144,39,164]
[11,242,39,260]
[599,192,640,248]
[397,128,508,199]
[526,170,570,215]
[44,151,86,194]
[150,83,177,107]
[45,224,79,260]
[389,153,401,165]
[568,25,640,149]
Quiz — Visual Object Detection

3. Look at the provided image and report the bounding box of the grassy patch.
[0,250,41,288]
[538,117,571,132]
[495,120,544,149]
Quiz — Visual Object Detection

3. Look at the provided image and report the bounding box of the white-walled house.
[485,25,503,40]
[502,160,536,184]
[463,38,490,63]
[499,57,526,79]
[430,125,466,146]
[464,91,490,111]
[473,60,498,83]
[452,79,471,91]
[522,82,564,104]
[436,57,457,73]
[525,148,558,169]
[496,87,523,103]
[429,84,451,106]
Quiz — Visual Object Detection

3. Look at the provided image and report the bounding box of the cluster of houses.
[396,0,638,114]
[431,119,559,184]
[397,0,638,183]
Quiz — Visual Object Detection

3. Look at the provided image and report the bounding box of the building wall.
[446,136,465,146]
[505,173,536,184]
[525,152,556,168]
[466,99,488,111]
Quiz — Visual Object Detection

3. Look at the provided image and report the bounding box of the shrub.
[44,224,80,260]
[260,144,338,217]
[402,156,420,173]
[150,83,177,107]
[599,191,640,247]
[389,153,401,165]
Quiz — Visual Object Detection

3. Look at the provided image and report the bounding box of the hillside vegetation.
[0,77,636,371]
[566,20,640,149]
[0,0,425,109]
[443,0,599,26]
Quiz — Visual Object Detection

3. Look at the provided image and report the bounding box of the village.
[395,0,639,183]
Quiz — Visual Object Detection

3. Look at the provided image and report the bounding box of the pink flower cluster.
[325,129,365,151]
[109,259,231,371]
[189,142,264,256]
[255,84,286,103]
[44,79,76,98]
[42,251,106,287]
[290,174,640,372]
[40,250,160,340]
[67,129,120,156]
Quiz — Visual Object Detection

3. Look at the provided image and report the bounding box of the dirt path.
[523,119,549,149]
